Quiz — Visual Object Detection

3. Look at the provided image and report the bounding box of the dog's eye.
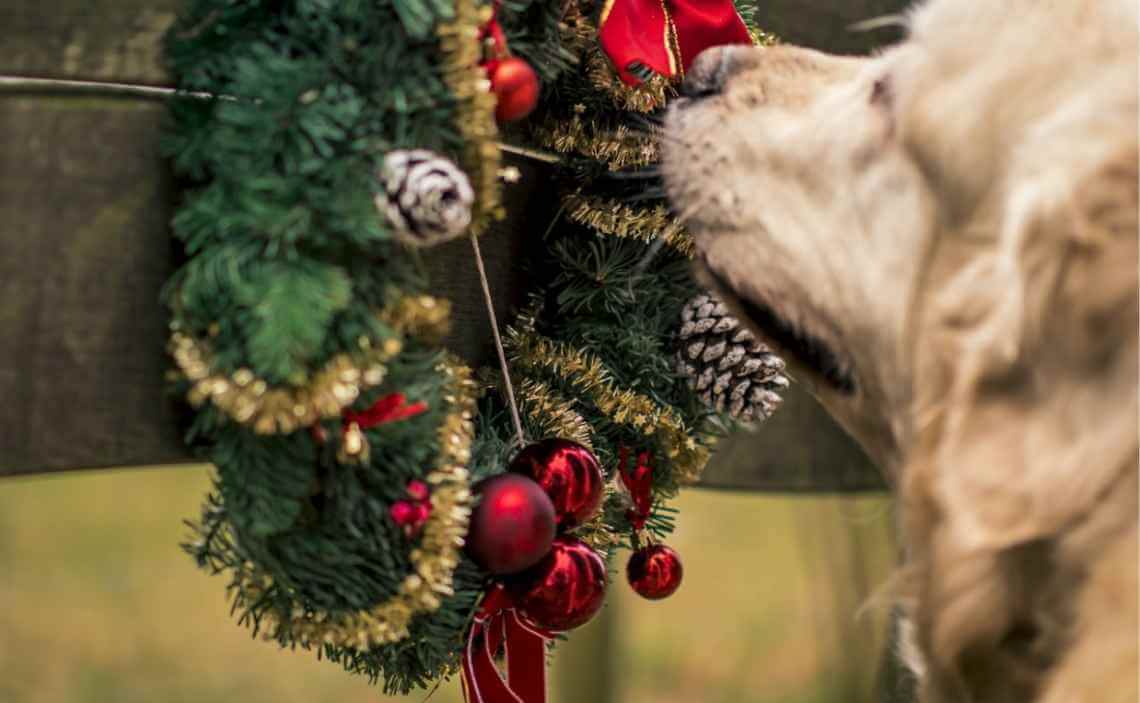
[870,75,893,107]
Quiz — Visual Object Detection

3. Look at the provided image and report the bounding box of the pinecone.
[676,293,789,423]
[377,149,474,247]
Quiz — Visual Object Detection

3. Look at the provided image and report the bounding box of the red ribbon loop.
[343,392,428,430]
[598,0,753,85]
[462,585,553,703]
[618,446,654,530]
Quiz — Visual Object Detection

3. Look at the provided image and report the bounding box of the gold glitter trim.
[506,325,709,485]
[437,0,503,231]
[750,28,780,48]
[563,192,695,256]
[382,294,452,343]
[531,114,658,170]
[236,359,477,648]
[661,0,680,78]
[171,296,451,435]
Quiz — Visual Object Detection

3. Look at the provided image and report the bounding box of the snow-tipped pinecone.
[677,293,789,423]
[377,149,474,247]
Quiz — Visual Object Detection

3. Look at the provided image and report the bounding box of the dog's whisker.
[606,166,662,180]
[633,236,670,278]
[622,188,666,202]
[632,128,685,147]
[672,193,712,225]
[848,14,908,33]
[629,114,667,131]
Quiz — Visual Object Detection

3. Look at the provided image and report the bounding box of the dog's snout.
[680,46,743,100]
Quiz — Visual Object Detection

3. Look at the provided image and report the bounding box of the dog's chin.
[693,259,858,396]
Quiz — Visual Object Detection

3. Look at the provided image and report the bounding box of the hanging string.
[0,75,561,164]
[469,233,527,448]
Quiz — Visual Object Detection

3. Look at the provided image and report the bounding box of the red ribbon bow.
[343,392,428,430]
[618,446,654,530]
[462,584,554,703]
[598,0,753,85]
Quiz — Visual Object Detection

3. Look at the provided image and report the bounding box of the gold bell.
[338,422,370,464]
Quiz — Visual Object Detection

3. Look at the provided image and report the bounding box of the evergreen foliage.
[166,0,764,693]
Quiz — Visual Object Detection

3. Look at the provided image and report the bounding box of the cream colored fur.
[662,1,1138,701]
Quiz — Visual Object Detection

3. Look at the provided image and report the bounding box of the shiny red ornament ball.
[509,438,604,529]
[508,536,608,631]
[489,57,540,123]
[626,544,683,600]
[466,474,557,575]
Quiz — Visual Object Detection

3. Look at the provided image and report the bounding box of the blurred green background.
[0,467,895,703]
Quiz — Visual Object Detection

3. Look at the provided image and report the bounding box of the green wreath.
[164,0,786,694]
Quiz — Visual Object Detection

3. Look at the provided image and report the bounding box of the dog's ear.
[920,144,1138,551]
[900,144,1138,698]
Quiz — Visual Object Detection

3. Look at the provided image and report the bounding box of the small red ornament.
[507,536,608,631]
[390,500,416,526]
[466,474,557,575]
[626,543,683,600]
[489,57,540,123]
[406,479,430,502]
[509,438,604,529]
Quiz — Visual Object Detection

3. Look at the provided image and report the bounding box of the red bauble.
[626,544,683,600]
[466,474,557,575]
[489,57,540,123]
[509,438,604,529]
[508,536,608,631]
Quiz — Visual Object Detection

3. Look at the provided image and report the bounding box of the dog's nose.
[680,46,743,99]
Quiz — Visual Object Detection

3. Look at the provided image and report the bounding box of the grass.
[0,466,895,703]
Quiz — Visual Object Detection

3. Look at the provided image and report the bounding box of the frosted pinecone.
[377,149,474,247]
[677,293,789,423]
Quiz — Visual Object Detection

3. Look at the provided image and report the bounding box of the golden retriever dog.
[662,1,1138,701]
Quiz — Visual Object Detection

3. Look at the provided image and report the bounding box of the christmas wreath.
[164,0,787,699]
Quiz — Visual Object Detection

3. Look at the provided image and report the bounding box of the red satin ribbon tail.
[463,615,521,703]
[504,612,548,703]
[462,587,552,703]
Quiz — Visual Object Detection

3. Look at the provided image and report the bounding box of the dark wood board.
[0,0,887,492]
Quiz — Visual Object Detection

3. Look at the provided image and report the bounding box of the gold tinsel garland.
[507,324,710,485]
[518,378,594,450]
[437,0,503,230]
[517,378,620,552]
[532,113,658,170]
[170,295,451,435]
[563,192,695,256]
[228,358,478,649]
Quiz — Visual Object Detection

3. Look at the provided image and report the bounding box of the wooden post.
[554,605,620,703]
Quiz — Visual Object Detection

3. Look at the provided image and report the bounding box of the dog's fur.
[662,1,1138,700]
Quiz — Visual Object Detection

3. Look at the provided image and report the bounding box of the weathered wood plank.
[0,96,189,474]
[755,0,909,55]
[0,0,886,492]
[702,386,883,493]
[0,90,548,475]
[1,1,180,83]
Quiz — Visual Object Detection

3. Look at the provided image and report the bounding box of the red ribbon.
[598,0,753,85]
[478,0,510,73]
[343,392,428,430]
[462,585,553,703]
[618,446,654,530]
